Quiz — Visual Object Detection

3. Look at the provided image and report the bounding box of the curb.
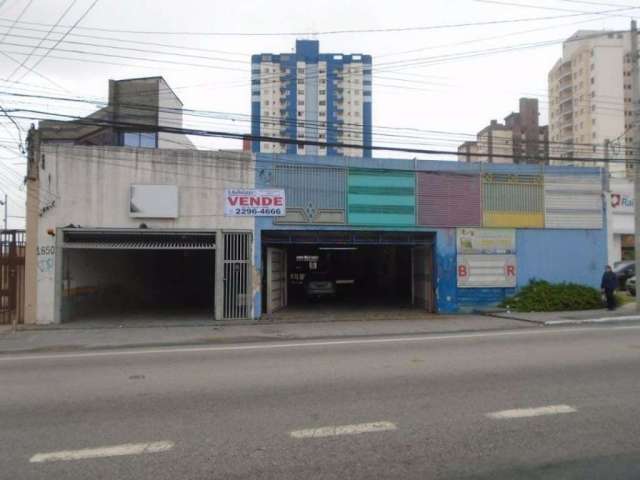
[543,315,640,326]
[0,325,542,356]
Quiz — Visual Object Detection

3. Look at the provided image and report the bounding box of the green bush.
[500,280,603,312]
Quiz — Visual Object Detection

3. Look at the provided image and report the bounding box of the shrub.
[500,280,603,312]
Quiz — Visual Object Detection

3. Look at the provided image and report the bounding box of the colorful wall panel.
[482,173,544,228]
[347,169,416,226]
[544,173,603,229]
[416,172,481,227]
[273,164,346,224]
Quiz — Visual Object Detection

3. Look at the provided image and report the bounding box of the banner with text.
[224,189,286,217]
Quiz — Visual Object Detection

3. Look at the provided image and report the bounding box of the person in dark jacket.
[601,265,618,311]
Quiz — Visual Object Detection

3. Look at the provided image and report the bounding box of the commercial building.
[255,154,606,316]
[251,39,372,157]
[24,77,254,325]
[23,81,608,325]
[608,176,635,264]
[458,98,549,164]
[25,148,606,324]
[548,30,634,174]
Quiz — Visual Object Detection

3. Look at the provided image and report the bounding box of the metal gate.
[0,230,25,325]
[222,232,252,320]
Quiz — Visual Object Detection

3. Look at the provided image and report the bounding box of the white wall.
[158,78,194,149]
[34,144,255,324]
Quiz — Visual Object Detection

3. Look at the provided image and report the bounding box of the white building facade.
[548,30,635,175]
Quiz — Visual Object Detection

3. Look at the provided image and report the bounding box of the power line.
[12,108,639,164]
[3,7,636,36]
[16,0,100,82]
[6,0,78,81]
[0,0,33,42]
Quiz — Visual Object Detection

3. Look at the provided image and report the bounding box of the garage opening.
[263,231,435,319]
[60,230,215,322]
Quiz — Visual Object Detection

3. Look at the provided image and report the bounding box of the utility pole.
[631,20,640,311]
[0,194,6,230]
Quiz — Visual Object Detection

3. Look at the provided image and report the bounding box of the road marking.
[290,421,397,439]
[29,441,174,463]
[2,324,640,362]
[486,405,577,420]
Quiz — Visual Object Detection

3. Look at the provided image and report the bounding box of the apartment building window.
[592,105,596,111]
[297,68,305,74]
[297,79,304,84]
[319,90,326,95]
[298,100,304,106]
[298,90,304,95]
[590,77,594,84]
[319,100,326,106]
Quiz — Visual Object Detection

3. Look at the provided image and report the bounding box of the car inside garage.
[262,230,435,318]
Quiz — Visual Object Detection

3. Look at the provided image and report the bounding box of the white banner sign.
[457,254,517,288]
[456,228,516,254]
[611,191,634,213]
[224,189,286,217]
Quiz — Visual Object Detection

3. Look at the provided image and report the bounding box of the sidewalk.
[489,302,640,325]
[0,315,533,354]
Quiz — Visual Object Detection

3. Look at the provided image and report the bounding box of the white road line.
[486,405,577,420]
[2,324,640,362]
[29,441,174,463]
[290,421,397,439]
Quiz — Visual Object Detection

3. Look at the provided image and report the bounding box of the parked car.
[627,276,636,296]
[304,272,336,301]
[613,261,635,289]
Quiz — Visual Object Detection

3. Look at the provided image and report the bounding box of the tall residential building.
[548,30,635,174]
[251,40,372,157]
[457,98,549,164]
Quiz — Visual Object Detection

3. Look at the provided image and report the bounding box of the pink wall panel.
[416,172,481,227]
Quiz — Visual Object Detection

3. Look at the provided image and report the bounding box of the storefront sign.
[130,184,178,218]
[224,189,286,217]
[611,191,634,213]
[456,228,516,254]
[457,254,517,288]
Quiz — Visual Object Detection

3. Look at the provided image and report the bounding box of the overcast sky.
[0,0,637,227]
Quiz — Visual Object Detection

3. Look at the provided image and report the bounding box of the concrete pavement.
[2,324,640,479]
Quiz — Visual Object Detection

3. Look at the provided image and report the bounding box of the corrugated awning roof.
[63,240,215,250]
[62,230,216,250]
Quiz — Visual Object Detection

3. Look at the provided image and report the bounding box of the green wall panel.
[347,169,416,226]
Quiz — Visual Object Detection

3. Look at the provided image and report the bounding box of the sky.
[0,0,638,227]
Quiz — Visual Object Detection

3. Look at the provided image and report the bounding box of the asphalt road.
[2,325,640,479]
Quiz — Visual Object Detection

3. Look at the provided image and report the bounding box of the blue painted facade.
[251,40,372,158]
[252,153,607,317]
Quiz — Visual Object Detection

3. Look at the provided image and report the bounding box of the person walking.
[601,265,618,311]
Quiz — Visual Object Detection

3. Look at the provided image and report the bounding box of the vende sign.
[224,189,286,217]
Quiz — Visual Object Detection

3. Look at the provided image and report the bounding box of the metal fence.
[0,230,25,325]
[222,232,252,320]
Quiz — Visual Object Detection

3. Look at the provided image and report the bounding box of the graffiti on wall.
[37,245,55,273]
